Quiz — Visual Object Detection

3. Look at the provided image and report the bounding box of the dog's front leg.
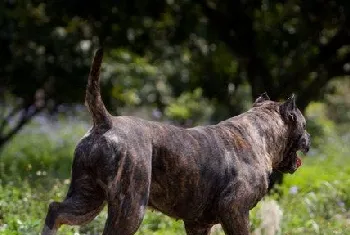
[218,184,251,235]
[219,208,249,235]
[184,221,212,235]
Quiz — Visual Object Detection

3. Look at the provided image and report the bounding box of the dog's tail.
[85,48,112,127]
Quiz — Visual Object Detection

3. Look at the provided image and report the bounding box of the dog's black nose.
[305,146,310,153]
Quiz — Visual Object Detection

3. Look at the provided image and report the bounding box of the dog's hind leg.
[184,222,212,235]
[102,151,151,235]
[102,198,148,235]
[41,175,105,235]
[41,196,104,235]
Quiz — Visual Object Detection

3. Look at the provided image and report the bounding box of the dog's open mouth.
[288,151,302,173]
[296,156,302,168]
[289,146,309,173]
[278,147,305,174]
[295,149,304,168]
[285,137,310,173]
[295,144,311,169]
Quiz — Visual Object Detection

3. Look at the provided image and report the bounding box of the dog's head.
[254,93,311,174]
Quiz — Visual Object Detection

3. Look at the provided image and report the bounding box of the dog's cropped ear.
[280,94,297,123]
[253,92,270,106]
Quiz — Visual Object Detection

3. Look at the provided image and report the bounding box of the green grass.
[1,117,350,234]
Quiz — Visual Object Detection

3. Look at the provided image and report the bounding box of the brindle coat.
[42,49,310,235]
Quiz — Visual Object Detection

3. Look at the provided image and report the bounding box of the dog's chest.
[148,174,219,222]
[147,146,223,220]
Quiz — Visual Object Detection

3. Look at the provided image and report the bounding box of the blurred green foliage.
[1,0,350,149]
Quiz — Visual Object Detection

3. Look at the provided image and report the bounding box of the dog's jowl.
[42,49,310,235]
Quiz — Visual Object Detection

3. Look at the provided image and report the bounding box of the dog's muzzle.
[277,131,311,174]
[288,132,311,173]
[298,132,311,154]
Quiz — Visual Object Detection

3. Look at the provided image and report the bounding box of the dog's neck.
[222,108,290,170]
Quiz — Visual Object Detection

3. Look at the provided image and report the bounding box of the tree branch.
[0,105,44,149]
[282,22,350,95]
[198,1,273,98]
[298,52,350,110]
[198,1,240,52]
[0,105,24,134]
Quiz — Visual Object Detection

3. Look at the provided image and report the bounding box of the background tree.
[1,0,350,150]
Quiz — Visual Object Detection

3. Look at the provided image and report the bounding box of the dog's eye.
[303,123,306,129]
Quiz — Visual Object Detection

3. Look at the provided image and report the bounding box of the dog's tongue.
[296,156,302,168]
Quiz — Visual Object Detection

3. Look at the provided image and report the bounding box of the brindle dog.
[42,49,310,235]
